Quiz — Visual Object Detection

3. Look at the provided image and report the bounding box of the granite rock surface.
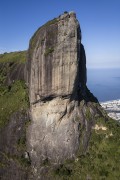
[26,12,94,178]
[26,12,86,104]
[0,11,110,180]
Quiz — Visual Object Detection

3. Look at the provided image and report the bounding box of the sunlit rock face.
[26,12,86,104]
[26,12,90,178]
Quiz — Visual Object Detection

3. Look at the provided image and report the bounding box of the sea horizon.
[87,68,120,102]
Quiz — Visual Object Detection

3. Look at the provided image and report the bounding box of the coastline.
[101,99,120,121]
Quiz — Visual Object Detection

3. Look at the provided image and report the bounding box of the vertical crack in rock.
[26,12,94,178]
[27,11,84,105]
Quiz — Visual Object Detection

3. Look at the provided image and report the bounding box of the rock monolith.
[26,12,97,179]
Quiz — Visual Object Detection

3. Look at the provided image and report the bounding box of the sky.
[0,0,120,68]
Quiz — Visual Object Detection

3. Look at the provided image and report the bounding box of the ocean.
[87,68,120,102]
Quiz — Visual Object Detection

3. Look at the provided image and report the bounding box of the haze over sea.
[87,68,120,102]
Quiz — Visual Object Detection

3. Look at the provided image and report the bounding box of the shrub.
[0,80,29,128]
[44,47,54,56]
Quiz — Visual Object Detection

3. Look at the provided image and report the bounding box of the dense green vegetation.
[0,51,27,63]
[52,117,120,179]
[0,80,29,128]
[0,51,30,175]
[0,51,28,128]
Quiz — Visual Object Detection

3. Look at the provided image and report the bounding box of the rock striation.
[26,12,86,104]
[0,62,26,86]
[0,112,29,180]
[26,12,98,179]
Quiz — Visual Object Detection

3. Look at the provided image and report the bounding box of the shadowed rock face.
[27,12,86,104]
[0,112,29,180]
[26,12,92,179]
[0,62,26,86]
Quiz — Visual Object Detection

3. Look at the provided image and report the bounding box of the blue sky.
[0,0,120,68]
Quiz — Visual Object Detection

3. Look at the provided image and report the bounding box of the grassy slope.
[0,51,27,63]
[0,80,29,128]
[51,117,120,180]
[0,51,30,178]
[0,51,120,179]
[0,51,28,128]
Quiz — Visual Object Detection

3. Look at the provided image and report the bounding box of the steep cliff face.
[26,12,86,104]
[0,51,27,86]
[0,51,30,180]
[0,112,30,180]
[0,12,119,180]
[26,12,96,179]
